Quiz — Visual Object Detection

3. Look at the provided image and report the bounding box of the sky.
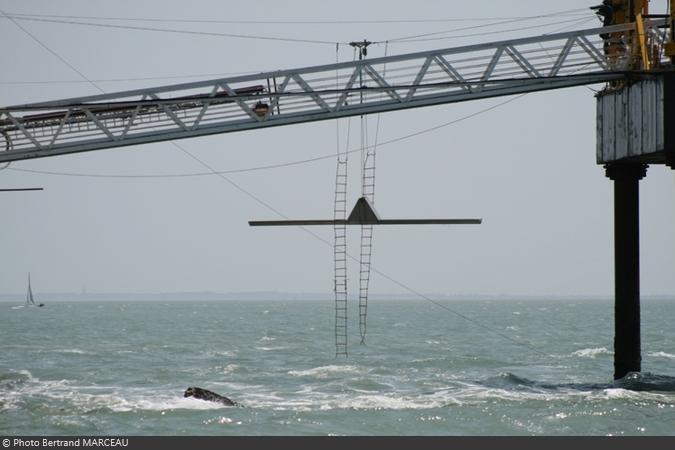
[0,0,673,297]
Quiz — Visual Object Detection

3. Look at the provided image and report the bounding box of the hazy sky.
[0,0,673,297]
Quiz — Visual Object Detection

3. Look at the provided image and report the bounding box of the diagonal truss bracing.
[0,20,666,163]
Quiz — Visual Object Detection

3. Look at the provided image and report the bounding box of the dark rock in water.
[184,386,240,406]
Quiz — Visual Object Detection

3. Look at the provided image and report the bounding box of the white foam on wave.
[410,357,441,364]
[243,389,452,411]
[600,388,675,403]
[15,369,37,382]
[0,370,231,414]
[111,395,227,412]
[288,365,362,379]
[456,386,570,404]
[37,387,229,413]
[571,347,612,358]
[203,416,242,425]
[0,371,69,412]
[329,393,446,411]
[444,382,675,406]
[52,348,89,355]
[647,351,675,359]
[211,364,239,375]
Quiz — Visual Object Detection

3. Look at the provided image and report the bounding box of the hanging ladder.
[334,150,349,358]
[358,134,376,346]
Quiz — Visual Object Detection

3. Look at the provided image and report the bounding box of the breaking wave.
[288,365,363,379]
[571,347,612,358]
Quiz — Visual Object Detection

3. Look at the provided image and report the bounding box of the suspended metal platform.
[249,196,482,226]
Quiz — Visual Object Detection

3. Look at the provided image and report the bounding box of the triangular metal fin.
[347,197,380,224]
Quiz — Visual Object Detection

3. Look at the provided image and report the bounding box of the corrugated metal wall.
[596,78,664,163]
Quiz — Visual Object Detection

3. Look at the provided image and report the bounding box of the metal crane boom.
[0,20,667,163]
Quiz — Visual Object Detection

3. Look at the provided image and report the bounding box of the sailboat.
[26,273,44,307]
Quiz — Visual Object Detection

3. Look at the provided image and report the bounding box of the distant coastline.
[1,291,672,303]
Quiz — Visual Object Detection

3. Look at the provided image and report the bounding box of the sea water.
[1,298,675,436]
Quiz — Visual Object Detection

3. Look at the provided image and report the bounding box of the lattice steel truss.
[0,20,667,163]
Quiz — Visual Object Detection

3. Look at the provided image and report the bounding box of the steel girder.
[0,20,667,163]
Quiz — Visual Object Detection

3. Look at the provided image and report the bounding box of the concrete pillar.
[605,163,647,380]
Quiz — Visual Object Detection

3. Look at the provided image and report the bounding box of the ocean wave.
[255,346,287,352]
[473,372,675,402]
[334,393,448,411]
[571,347,612,358]
[113,395,227,412]
[458,382,667,405]
[212,364,240,375]
[615,372,675,392]
[204,350,237,358]
[0,370,232,414]
[244,391,452,411]
[647,351,675,360]
[7,370,673,418]
[410,357,441,364]
[40,388,230,413]
[244,381,664,411]
[0,371,70,412]
[0,372,30,411]
[288,365,362,379]
[4,369,37,382]
[50,348,90,355]
[203,416,242,425]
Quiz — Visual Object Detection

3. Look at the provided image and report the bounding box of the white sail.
[25,273,42,307]
[26,273,35,306]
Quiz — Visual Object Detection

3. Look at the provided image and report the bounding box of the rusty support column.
[605,163,647,380]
